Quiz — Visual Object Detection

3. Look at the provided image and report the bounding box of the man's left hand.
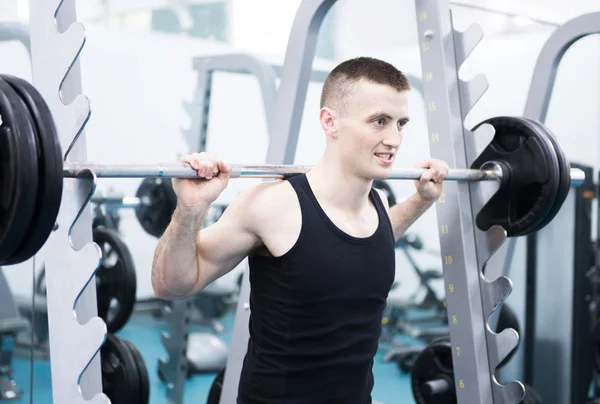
[413,158,450,202]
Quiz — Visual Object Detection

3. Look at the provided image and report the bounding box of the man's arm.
[388,194,435,241]
[375,188,435,241]
[378,158,448,241]
[151,185,263,300]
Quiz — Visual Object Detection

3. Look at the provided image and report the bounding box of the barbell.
[64,162,583,183]
[0,73,586,266]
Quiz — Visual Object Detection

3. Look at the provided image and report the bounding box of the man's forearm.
[388,193,435,241]
[151,203,210,300]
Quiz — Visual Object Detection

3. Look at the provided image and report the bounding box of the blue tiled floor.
[10,311,417,404]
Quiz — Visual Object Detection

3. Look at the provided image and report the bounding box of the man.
[152,57,449,403]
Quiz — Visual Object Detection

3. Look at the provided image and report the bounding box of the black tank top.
[237,174,396,404]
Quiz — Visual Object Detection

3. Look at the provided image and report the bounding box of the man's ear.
[319,107,338,138]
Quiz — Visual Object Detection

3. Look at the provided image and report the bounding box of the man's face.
[334,80,410,179]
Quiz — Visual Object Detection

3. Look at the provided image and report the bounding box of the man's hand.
[413,158,449,202]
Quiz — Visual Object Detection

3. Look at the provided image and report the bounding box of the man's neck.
[306,156,372,214]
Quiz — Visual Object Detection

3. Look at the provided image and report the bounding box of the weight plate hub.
[411,337,456,404]
[471,116,560,237]
[0,74,63,265]
[0,77,39,265]
[135,178,177,238]
[94,227,137,334]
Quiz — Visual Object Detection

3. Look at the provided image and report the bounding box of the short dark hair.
[320,57,411,115]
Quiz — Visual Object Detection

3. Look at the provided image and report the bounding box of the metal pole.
[61,162,586,186]
[64,162,499,180]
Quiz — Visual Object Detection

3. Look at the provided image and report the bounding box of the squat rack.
[28,1,522,404]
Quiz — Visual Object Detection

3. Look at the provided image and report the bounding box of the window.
[151,1,228,42]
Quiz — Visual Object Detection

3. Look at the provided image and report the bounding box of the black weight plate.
[523,118,571,234]
[121,339,150,404]
[373,179,397,206]
[94,227,137,333]
[135,178,177,238]
[0,75,63,264]
[471,116,560,237]
[207,368,225,404]
[411,337,456,404]
[116,337,141,401]
[0,77,39,264]
[494,303,520,369]
[101,334,140,404]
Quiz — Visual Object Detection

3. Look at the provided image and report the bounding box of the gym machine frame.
[496,11,600,404]
[220,0,524,403]
[28,1,106,402]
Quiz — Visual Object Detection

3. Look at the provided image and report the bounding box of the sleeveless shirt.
[237,173,396,404]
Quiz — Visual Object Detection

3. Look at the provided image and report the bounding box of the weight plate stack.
[121,338,150,404]
[411,337,456,404]
[0,77,40,265]
[101,334,141,404]
[0,74,63,265]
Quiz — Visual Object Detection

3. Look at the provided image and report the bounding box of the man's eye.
[374,118,385,126]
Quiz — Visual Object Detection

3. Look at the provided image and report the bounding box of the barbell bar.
[63,162,585,186]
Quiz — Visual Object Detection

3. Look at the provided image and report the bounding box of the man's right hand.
[173,152,232,208]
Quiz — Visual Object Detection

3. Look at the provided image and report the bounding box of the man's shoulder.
[236,178,299,223]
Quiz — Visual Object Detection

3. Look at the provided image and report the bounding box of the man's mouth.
[374,152,394,162]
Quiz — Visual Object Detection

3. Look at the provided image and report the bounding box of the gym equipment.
[0,269,27,402]
[100,334,149,404]
[36,227,137,334]
[20,0,586,403]
[410,337,543,404]
[134,178,177,238]
[186,333,228,374]
[471,116,563,237]
[157,332,228,382]
[411,337,455,403]
[207,368,225,404]
[500,11,600,404]
[120,339,150,404]
[0,70,585,265]
[389,302,520,375]
[91,227,137,334]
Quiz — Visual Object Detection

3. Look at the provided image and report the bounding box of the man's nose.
[383,129,401,147]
